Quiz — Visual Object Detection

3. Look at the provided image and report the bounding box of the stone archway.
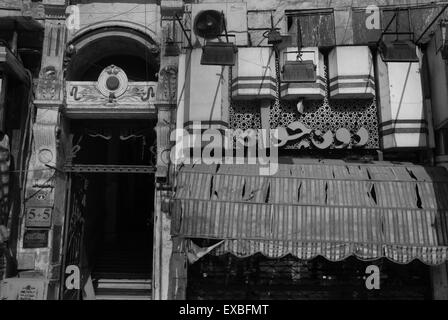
[65,24,160,82]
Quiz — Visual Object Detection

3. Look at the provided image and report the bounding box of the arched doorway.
[61,25,159,300]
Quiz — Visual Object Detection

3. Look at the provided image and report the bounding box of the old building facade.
[1,0,448,300]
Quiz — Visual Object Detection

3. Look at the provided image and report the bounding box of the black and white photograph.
[1,0,448,307]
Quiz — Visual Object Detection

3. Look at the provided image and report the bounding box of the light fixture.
[379,32,419,62]
[263,12,284,46]
[281,50,317,83]
[266,29,283,45]
[195,10,237,66]
[164,39,180,56]
[200,41,237,66]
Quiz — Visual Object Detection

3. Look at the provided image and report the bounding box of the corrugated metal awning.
[171,161,448,265]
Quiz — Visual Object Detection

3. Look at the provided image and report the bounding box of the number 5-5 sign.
[25,207,52,228]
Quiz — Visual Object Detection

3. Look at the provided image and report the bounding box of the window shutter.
[288,11,335,47]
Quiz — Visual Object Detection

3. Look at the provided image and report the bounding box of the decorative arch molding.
[67,20,160,52]
[65,20,161,81]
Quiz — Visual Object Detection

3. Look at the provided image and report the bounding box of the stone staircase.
[91,246,152,300]
[93,278,152,300]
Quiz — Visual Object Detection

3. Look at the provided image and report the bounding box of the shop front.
[170,161,448,299]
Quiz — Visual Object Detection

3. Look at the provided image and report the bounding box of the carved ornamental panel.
[65,65,157,118]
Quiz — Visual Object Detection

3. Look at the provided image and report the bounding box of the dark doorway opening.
[68,119,156,297]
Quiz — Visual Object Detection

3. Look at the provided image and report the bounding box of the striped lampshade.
[279,47,326,100]
[231,47,276,101]
[328,46,376,99]
[376,51,427,150]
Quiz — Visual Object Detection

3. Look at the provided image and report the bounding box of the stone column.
[152,28,182,297]
[16,11,69,300]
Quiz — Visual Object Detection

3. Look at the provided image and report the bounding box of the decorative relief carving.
[22,1,45,19]
[25,109,59,208]
[36,66,61,101]
[155,108,175,181]
[97,65,129,100]
[156,65,177,104]
[35,20,66,103]
[67,82,157,106]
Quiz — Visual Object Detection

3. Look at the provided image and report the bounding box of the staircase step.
[93,278,152,300]
[95,294,151,300]
[95,288,151,296]
[93,272,152,279]
[96,278,152,283]
[97,279,151,290]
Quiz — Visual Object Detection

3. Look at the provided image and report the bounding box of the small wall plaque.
[25,207,52,228]
[23,229,49,249]
[0,278,47,300]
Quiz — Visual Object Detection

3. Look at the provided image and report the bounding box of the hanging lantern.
[280,47,325,100]
[328,46,376,99]
[164,40,180,56]
[375,50,427,150]
[200,41,237,66]
[231,47,276,100]
[379,32,419,62]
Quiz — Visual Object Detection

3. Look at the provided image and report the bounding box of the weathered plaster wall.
[73,3,161,42]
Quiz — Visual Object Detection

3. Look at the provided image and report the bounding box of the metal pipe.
[376,12,398,47]
[222,11,229,43]
[175,14,192,48]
